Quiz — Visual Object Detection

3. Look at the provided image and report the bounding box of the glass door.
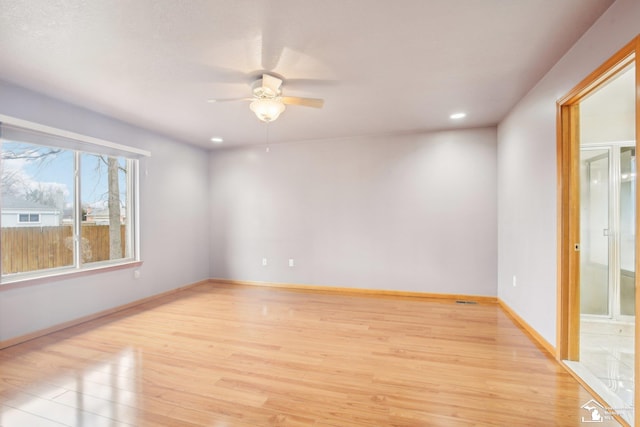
[580,148,610,317]
[580,145,635,320]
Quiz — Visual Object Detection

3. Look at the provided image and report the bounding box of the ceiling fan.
[207,73,324,122]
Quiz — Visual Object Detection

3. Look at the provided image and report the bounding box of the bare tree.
[1,146,62,197]
[2,146,62,161]
[0,168,26,197]
[25,184,65,210]
[107,157,122,259]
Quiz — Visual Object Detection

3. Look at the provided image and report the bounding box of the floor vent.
[455,300,478,305]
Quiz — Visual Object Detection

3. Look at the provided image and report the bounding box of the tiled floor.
[575,318,634,424]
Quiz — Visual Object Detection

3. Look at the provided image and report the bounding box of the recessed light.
[210,137,224,144]
[450,112,466,119]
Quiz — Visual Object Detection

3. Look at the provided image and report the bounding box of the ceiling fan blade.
[281,96,324,108]
[207,97,252,103]
[259,6,284,72]
[186,62,252,84]
[262,74,283,96]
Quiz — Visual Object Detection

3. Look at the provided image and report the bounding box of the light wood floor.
[0,283,623,426]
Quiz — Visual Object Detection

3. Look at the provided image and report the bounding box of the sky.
[2,141,127,210]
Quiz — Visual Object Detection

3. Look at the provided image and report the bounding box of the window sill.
[0,260,143,291]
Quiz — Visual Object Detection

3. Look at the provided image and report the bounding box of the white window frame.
[0,115,150,286]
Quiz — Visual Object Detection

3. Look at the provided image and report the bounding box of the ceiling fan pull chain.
[265,121,271,153]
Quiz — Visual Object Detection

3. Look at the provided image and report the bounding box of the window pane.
[1,141,75,274]
[80,154,131,263]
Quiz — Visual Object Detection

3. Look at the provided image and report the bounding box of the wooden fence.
[1,225,126,274]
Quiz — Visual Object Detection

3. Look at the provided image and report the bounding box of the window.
[18,214,40,223]
[0,117,149,284]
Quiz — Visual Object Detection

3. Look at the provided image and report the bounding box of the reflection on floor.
[570,318,634,425]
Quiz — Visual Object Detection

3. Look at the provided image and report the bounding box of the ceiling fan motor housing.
[252,75,282,98]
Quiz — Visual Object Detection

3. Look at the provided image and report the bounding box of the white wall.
[0,81,210,342]
[210,128,497,296]
[497,0,639,346]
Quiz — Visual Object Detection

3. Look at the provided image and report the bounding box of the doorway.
[579,142,635,416]
[578,63,636,421]
[558,36,638,427]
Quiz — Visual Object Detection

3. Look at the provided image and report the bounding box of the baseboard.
[497,298,556,357]
[209,278,498,304]
[0,279,209,350]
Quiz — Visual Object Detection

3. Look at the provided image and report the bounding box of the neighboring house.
[1,195,62,228]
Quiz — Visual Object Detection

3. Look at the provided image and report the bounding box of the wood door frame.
[557,35,639,424]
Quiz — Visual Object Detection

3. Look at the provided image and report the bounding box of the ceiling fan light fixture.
[250,97,286,122]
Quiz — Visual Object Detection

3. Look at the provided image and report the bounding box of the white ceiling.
[0,0,614,149]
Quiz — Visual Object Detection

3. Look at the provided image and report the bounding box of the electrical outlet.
[262,258,267,266]
[512,275,517,287]
[289,259,295,267]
